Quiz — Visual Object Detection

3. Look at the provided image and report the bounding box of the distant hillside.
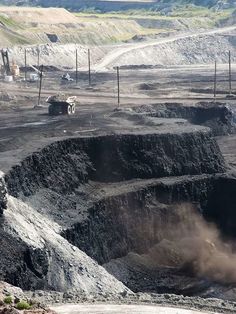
[0,2,233,47]
[0,0,235,12]
[0,7,165,46]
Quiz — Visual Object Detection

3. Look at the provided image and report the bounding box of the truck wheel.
[67,105,72,115]
[48,104,54,115]
[71,104,75,114]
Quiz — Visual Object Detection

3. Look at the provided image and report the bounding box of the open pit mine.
[0,99,236,313]
[0,3,236,314]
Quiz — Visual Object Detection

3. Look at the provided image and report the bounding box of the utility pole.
[229,50,232,95]
[37,47,40,88]
[88,48,91,86]
[117,66,120,107]
[76,49,78,84]
[24,48,27,81]
[37,64,43,108]
[37,46,40,69]
[214,60,217,99]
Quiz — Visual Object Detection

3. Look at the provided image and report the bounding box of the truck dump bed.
[46,95,77,115]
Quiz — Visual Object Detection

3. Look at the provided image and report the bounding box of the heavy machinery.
[28,64,42,82]
[46,95,77,115]
[1,50,11,76]
[1,49,20,80]
[61,73,74,82]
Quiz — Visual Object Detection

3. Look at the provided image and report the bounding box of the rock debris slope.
[1,195,130,295]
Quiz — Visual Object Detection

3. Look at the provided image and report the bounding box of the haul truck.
[46,95,77,115]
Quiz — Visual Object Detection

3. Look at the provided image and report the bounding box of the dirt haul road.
[95,26,236,71]
[52,304,218,314]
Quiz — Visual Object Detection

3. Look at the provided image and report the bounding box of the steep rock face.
[82,132,225,182]
[61,174,236,296]
[62,175,215,264]
[0,196,129,294]
[0,225,47,290]
[0,172,7,215]
[203,176,236,237]
[135,102,236,136]
[5,141,93,197]
[5,132,225,198]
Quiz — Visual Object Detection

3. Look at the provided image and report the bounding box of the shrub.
[4,296,13,304]
[16,301,31,310]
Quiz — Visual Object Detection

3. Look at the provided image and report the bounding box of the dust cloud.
[143,203,236,284]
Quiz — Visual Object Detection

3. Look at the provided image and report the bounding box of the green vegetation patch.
[0,13,24,29]
[170,4,234,21]
[75,6,234,24]
[0,28,32,45]
[3,296,13,304]
[16,300,31,310]
[75,11,168,20]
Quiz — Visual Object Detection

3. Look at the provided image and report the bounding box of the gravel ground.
[27,291,236,314]
[51,304,218,314]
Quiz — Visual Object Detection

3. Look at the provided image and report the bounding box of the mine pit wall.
[62,175,216,264]
[0,174,7,215]
[137,103,236,136]
[5,131,225,198]
[62,175,236,267]
[203,176,236,238]
[0,130,229,291]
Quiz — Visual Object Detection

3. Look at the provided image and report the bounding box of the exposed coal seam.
[4,131,225,200]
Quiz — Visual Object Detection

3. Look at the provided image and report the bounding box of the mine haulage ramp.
[0,103,236,310]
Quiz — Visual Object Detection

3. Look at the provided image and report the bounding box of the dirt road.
[95,26,236,71]
[52,304,218,314]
